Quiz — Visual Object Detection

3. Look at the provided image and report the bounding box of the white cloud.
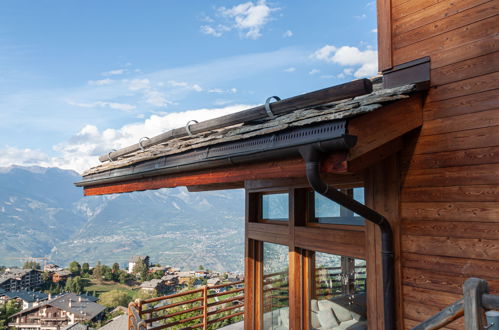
[312,45,378,78]
[284,67,296,72]
[200,24,229,37]
[202,1,278,39]
[144,90,170,107]
[371,28,378,33]
[312,45,337,62]
[128,78,150,91]
[283,30,293,38]
[208,87,238,94]
[1,104,256,173]
[62,104,253,172]
[309,69,320,75]
[101,69,126,76]
[69,100,136,111]
[88,79,114,86]
[0,146,51,168]
[191,84,203,92]
[168,80,203,92]
[208,88,224,94]
[354,14,367,20]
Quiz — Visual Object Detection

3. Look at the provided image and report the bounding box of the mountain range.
[0,166,245,272]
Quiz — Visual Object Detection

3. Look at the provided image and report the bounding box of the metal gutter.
[76,120,356,187]
[299,145,395,330]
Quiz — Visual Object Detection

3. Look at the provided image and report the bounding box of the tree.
[93,261,103,280]
[102,265,113,281]
[98,290,131,308]
[133,290,156,301]
[64,276,83,294]
[118,271,132,285]
[23,261,40,270]
[41,271,51,282]
[152,270,164,279]
[0,300,21,327]
[132,259,148,280]
[198,265,204,270]
[69,261,81,276]
[112,263,120,273]
[111,263,120,281]
[82,263,90,274]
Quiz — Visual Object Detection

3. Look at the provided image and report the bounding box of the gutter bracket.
[300,145,395,330]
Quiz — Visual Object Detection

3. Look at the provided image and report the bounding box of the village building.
[206,278,221,287]
[43,264,62,273]
[52,269,71,283]
[0,290,48,309]
[176,271,194,285]
[148,266,165,274]
[76,0,499,328]
[161,274,179,287]
[0,269,43,292]
[9,292,105,330]
[140,279,166,294]
[99,313,128,330]
[128,256,150,274]
[61,324,89,330]
[194,270,208,278]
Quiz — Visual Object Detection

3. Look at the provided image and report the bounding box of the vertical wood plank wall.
[388,0,499,328]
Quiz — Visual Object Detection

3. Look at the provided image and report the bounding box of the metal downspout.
[300,146,395,330]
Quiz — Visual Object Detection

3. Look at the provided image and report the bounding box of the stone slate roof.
[83,82,417,177]
[140,279,163,289]
[1,290,48,303]
[99,314,128,330]
[12,292,105,320]
[129,255,149,263]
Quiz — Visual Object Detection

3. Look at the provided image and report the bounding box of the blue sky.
[0,1,377,172]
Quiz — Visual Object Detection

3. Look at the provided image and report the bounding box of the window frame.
[245,177,371,329]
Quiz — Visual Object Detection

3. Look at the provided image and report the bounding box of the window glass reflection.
[310,252,367,329]
[262,193,289,221]
[314,188,365,225]
[263,242,289,329]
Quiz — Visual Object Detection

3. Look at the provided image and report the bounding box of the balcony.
[127,265,366,330]
[129,280,244,330]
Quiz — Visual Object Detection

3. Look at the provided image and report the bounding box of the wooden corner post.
[463,278,488,330]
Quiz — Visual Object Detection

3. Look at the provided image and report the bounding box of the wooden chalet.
[76,0,498,329]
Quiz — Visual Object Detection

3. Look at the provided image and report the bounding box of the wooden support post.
[202,285,208,330]
[464,278,488,330]
[135,298,142,318]
[128,302,133,330]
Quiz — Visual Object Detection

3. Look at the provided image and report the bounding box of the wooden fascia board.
[346,94,424,172]
[83,153,348,196]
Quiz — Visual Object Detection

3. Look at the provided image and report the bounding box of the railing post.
[464,278,488,330]
[128,302,134,330]
[203,285,208,330]
[135,298,142,319]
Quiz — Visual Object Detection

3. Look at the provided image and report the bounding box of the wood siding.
[390,0,499,327]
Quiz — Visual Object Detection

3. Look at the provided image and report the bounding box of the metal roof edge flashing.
[76,120,357,188]
[382,56,430,91]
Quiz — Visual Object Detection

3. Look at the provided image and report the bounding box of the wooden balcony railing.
[128,280,244,330]
[411,278,499,330]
